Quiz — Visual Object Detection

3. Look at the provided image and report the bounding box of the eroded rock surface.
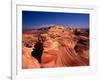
[22,25,89,69]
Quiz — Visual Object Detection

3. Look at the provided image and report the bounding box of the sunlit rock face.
[22,47,40,69]
[22,25,89,69]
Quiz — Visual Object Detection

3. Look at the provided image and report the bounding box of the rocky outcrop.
[22,25,89,69]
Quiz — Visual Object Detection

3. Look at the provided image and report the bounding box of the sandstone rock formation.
[22,25,89,69]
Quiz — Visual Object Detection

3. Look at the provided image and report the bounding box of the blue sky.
[22,11,89,29]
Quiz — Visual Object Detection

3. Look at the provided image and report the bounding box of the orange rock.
[22,25,89,68]
[22,47,40,69]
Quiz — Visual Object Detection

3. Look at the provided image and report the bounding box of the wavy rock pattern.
[22,25,89,69]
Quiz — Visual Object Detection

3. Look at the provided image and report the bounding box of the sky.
[22,11,89,29]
